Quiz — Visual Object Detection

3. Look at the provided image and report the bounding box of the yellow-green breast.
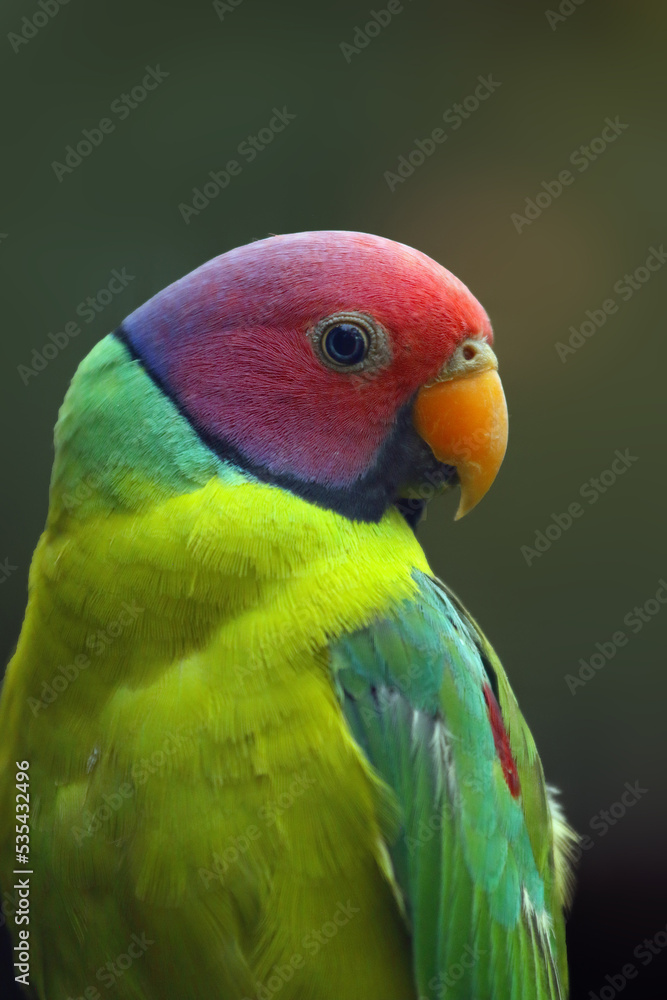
[0,474,431,999]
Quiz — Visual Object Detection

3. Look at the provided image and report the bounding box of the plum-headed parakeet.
[0,231,575,999]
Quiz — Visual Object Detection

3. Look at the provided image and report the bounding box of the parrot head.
[119,230,508,524]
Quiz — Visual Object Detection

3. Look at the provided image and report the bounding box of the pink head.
[120,231,496,521]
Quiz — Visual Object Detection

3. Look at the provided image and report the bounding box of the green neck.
[48,335,249,525]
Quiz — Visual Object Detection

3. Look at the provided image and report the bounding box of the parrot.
[0,230,575,1000]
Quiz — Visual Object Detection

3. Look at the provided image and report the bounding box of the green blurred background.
[1,0,666,995]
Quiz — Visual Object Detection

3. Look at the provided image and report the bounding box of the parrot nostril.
[462,345,476,361]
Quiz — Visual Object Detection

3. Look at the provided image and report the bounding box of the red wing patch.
[483,684,521,798]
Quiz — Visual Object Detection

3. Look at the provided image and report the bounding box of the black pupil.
[323,324,367,365]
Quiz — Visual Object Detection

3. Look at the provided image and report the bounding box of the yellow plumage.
[0,475,430,998]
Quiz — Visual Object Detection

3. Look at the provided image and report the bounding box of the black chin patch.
[395,464,458,531]
[395,498,427,530]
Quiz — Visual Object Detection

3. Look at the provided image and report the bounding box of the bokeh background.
[1,0,666,996]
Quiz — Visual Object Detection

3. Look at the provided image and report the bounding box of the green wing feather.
[330,570,574,1000]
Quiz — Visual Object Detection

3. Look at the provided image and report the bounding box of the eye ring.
[308,312,390,373]
[322,322,369,366]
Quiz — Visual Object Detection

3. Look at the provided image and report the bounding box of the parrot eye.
[309,312,390,373]
[322,323,369,366]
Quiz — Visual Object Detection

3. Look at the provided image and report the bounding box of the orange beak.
[413,359,508,520]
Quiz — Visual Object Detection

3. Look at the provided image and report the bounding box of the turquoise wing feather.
[330,570,573,1000]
